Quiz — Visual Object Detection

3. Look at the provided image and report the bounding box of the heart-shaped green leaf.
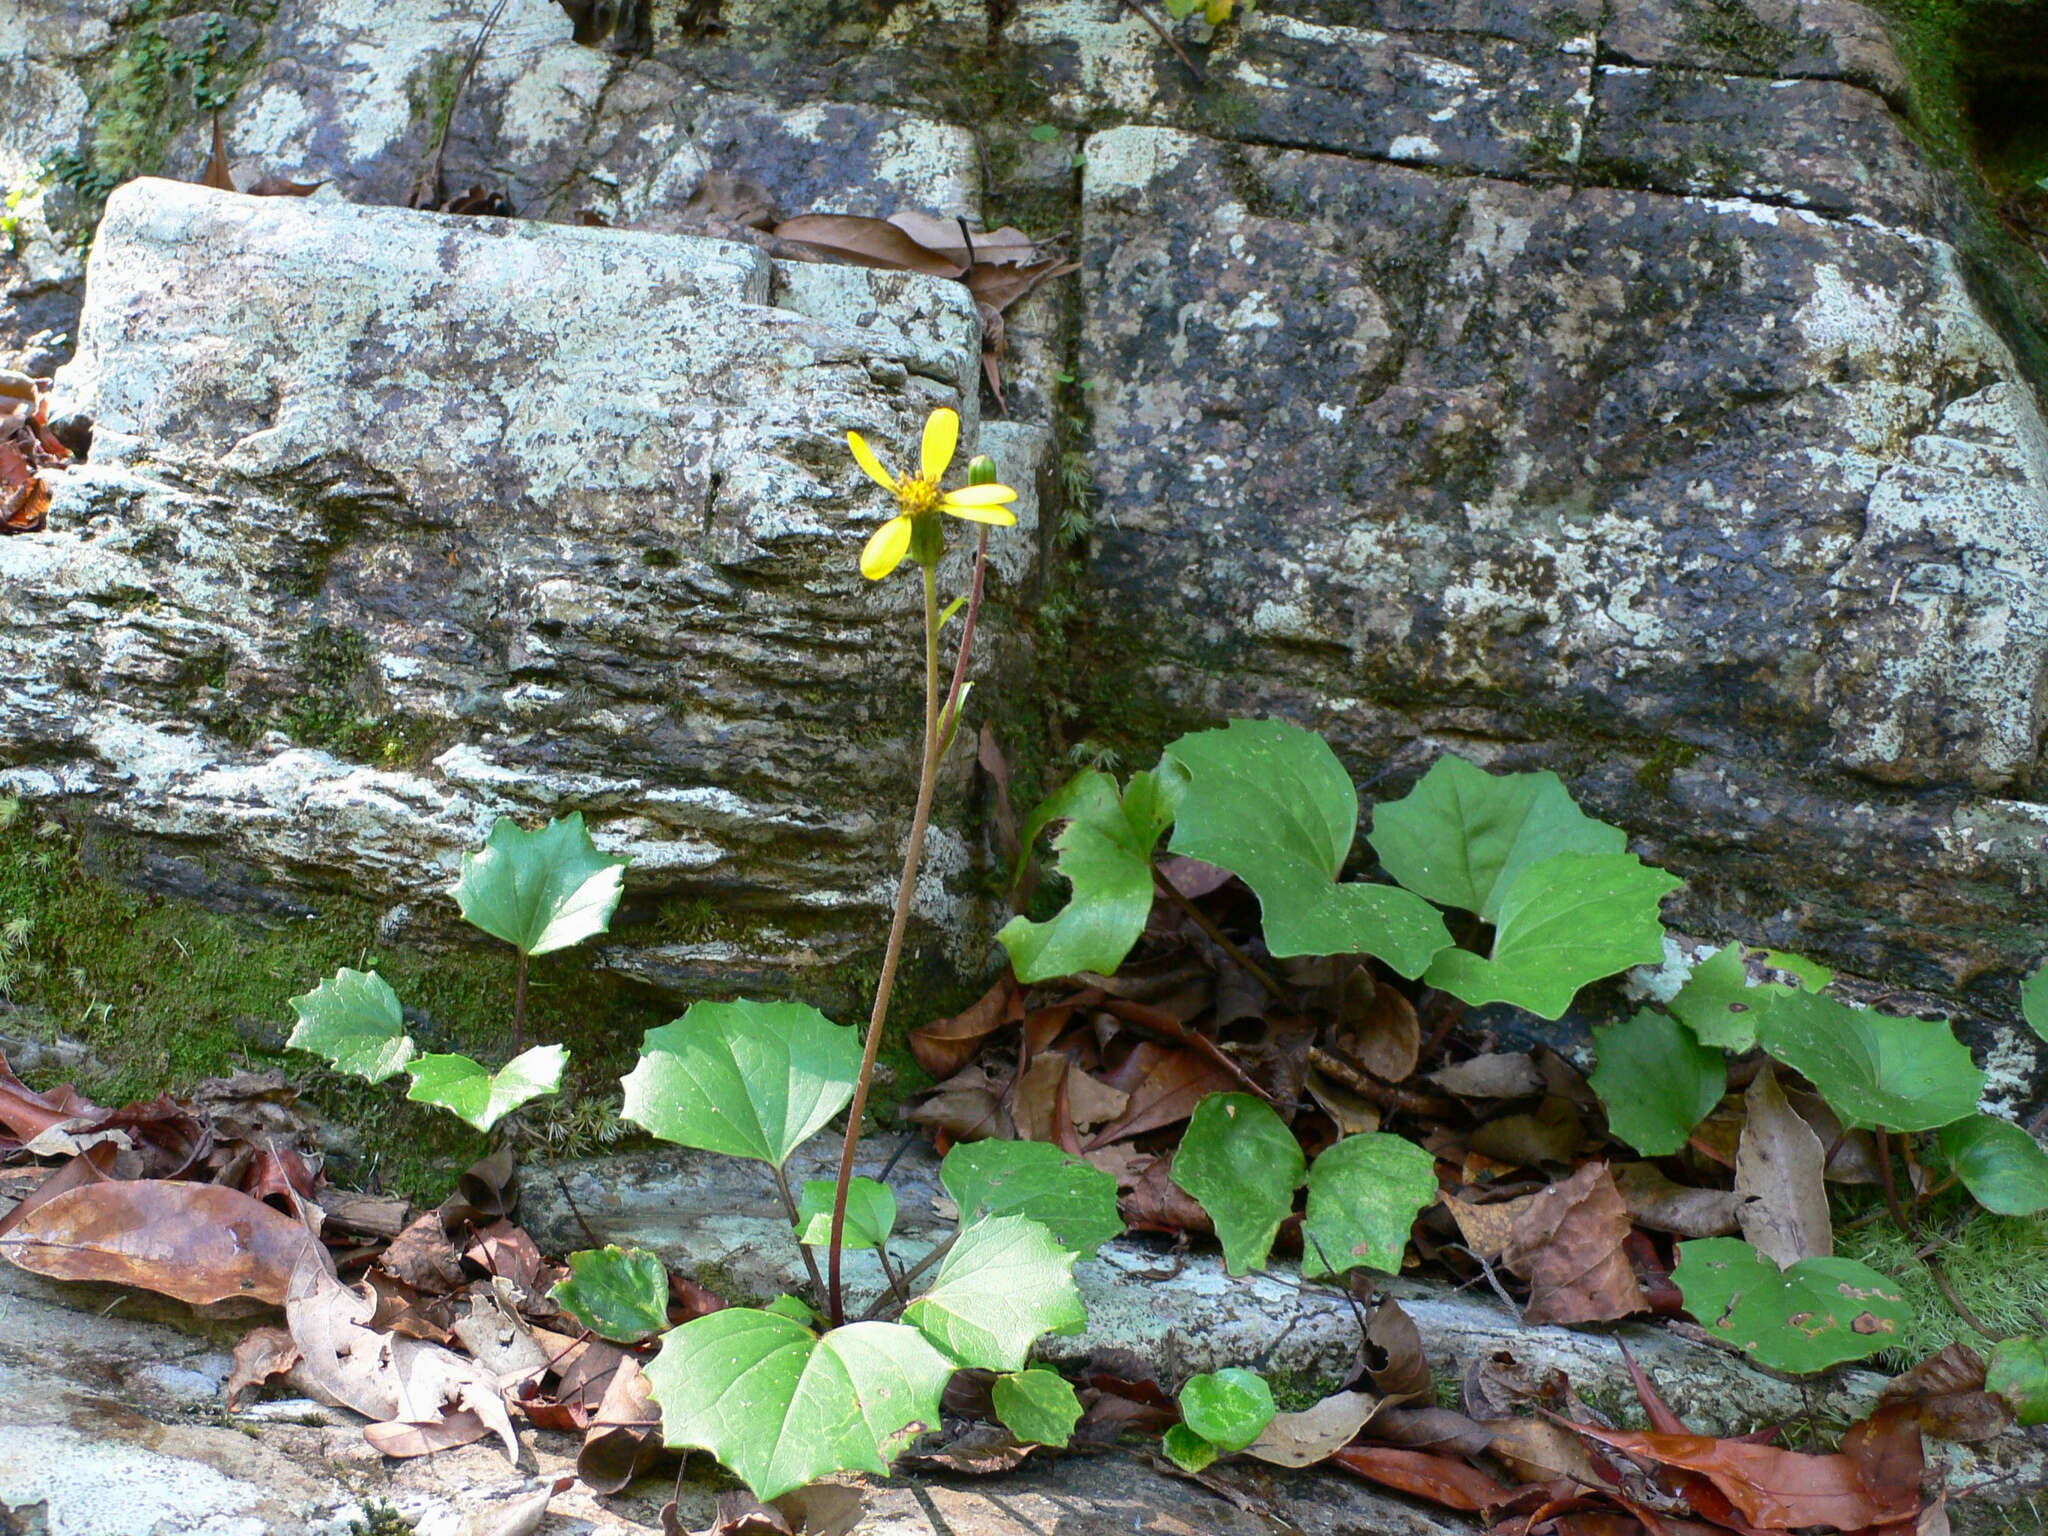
[939,1140,1123,1258]
[1756,991,1985,1131]
[406,1044,566,1130]
[796,1177,898,1249]
[1423,853,1681,1020]
[998,768,1177,983]
[1988,1336,2048,1425]
[1669,944,1827,1053]
[1939,1115,2048,1216]
[992,1368,1083,1447]
[1589,1011,1727,1156]
[1368,754,1625,922]
[287,967,414,1084]
[453,812,628,957]
[622,999,859,1169]
[549,1245,670,1343]
[1301,1132,1438,1278]
[1179,1368,1276,1453]
[1163,720,1451,975]
[1674,1238,1908,1374]
[2023,965,2048,1045]
[1162,1423,1220,1471]
[644,1309,952,1501]
[904,1215,1085,1372]
[1171,1092,1306,1276]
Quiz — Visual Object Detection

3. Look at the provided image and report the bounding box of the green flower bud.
[966,454,999,487]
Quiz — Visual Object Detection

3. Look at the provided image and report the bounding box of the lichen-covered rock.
[0,179,1042,1000]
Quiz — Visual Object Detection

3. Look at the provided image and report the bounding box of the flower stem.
[828,560,946,1325]
[771,1162,829,1305]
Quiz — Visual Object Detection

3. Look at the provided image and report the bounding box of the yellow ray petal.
[939,483,1018,507]
[921,408,960,483]
[860,515,915,580]
[848,431,897,491]
[940,501,1019,527]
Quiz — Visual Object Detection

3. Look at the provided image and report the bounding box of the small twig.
[876,1243,910,1309]
[553,1171,605,1249]
[1875,1128,1915,1239]
[772,1163,829,1304]
[1151,871,1286,1001]
[859,1232,956,1320]
[1925,1254,2006,1343]
[414,0,512,208]
[1118,0,1207,83]
[1308,1046,1458,1119]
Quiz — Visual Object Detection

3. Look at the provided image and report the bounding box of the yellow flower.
[848,407,1018,580]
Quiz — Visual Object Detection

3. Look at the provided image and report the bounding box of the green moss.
[1836,1201,2048,1366]
[272,624,440,768]
[347,1501,418,1536]
[0,807,671,1203]
[1634,738,1702,798]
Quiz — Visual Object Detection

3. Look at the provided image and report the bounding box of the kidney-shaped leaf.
[453,812,628,957]
[1674,1237,1908,1374]
[797,1177,898,1250]
[644,1309,952,1501]
[1302,1132,1438,1278]
[1163,720,1450,976]
[407,1045,566,1131]
[288,968,415,1084]
[1988,1336,2048,1426]
[1589,1011,1727,1156]
[550,1245,670,1343]
[904,1215,1085,1372]
[1424,853,1681,1021]
[1171,1092,1306,1276]
[992,1367,1084,1447]
[1368,754,1624,922]
[2022,965,2048,1045]
[1940,1115,2048,1216]
[1180,1367,1277,1453]
[939,1139,1123,1259]
[1757,991,1985,1132]
[998,768,1176,983]
[622,1000,859,1168]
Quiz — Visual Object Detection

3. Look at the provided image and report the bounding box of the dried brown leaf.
[578,1355,670,1494]
[1612,1163,1741,1239]
[773,214,965,277]
[910,975,1023,1079]
[1427,1052,1545,1099]
[1736,1062,1831,1265]
[1243,1390,1381,1467]
[1440,1189,1537,1264]
[1501,1163,1646,1326]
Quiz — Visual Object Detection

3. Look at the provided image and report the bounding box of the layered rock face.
[5,0,2048,1044]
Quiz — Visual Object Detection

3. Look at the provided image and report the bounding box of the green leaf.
[796,1177,898,1249]
[644,1309,952,1501]
[452,812,628,957]
[1179,1368,1275,1453]
[1368,754,1625,922]
[904,1215,1086,1372]
[1162,1424,1220,1471]
[1988,1336,2048,1425]
[1301,1133,1437,1278]
[1163,720,1450,975]
[1756,990,1985,1132]
[1171,1092,1306,1276]
[1423,853,1681,1020]
[549,1245,670,1343]
[763,1294,823,1325]
[1589,1011,1727,1156]
[621,999,859,1168]
[2023,964,2048,1045]
[997,769,1176,983]
[286,968,414,1084]
[992,1368,1083,1447]
[1939,1115,2048,1216]
[1673,1238,1909,1374]
[1028,123,1062,143]
[1669,944,1826,1052]
[938,1140,1124,1259]
[406,1044,566,1131]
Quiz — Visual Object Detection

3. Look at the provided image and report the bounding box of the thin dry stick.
[1875,1127,1917,1239]
[1925,1253,2005,1343]
[772,1163,829,1303]
[414,0,512,207]
[859,1232,957,1322]
[1119,0,1207,83]
[1151,870,1287,1001]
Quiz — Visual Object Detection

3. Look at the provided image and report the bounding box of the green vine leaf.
[1301,1132,1438,1278]
[2023,964,2048,1046]
[1756,990,1985,1132]
[796,1177,898,1249]
[1669,944,1826,1053]
[1422,853,1681,1020]
[549,1245,670,1343]
[992,1368,1084,1447]
[938,1140,1123,1259]
[904,1216,1085,1373]
[286,968,414,1084]
[1179,1368,1276,1453]
[1589,1011,1727,1156]
[1162,1423,1220,1472]
[1938,1115,2048,1217]
[1163,720,1450,975]
[1367,754,1624,922]
[997,769,1177,983]
[621,1000,859,1168]
[1673,1238,1908,1374]
[406,1044,566,1131]
[453,812,628,957]
[1988,1337,2048,1425]
[1171,1092,1306,1276]
[644,1309,952,1501]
